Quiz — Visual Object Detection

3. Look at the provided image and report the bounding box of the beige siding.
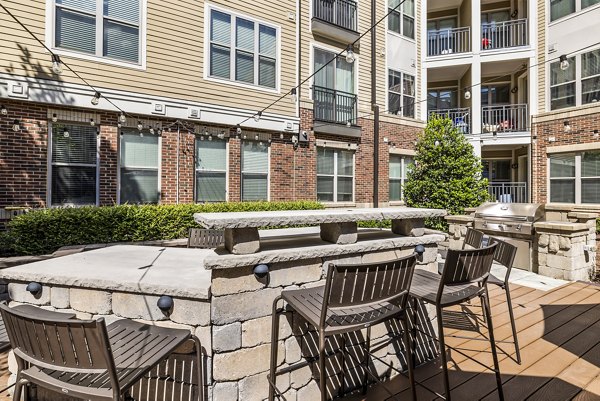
[537,0,546,111]
[0,0,297,117]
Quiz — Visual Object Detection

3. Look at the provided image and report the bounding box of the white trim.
[45,0,147,70]
[386,0,416,41]
[203,3,282,94]
[308,41,359,100]
[316,146,356,203]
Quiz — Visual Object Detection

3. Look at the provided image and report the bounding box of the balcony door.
[313,48,355,123]
[427,17,458,56]
[481,84,510,106]
[427,88,458,111]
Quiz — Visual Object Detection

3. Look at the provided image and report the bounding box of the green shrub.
[6,201,324,256]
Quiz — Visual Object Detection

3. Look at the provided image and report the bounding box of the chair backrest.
[188,228,224,249]
[440,244,497,290]
[488,237,517,282]
[463,228,485,249]
[0,303,119,392]
[324,254,417,314]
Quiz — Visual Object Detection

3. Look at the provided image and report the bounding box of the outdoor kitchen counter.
[194,207,447,254]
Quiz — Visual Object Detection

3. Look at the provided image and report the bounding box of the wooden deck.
[347,281,600,401]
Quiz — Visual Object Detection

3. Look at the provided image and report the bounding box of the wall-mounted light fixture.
[511,86,518,94]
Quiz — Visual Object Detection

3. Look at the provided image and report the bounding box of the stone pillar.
[320,222,358,244]
[445,215,475,249]
[224,228,261,254]
[391,218,425,237]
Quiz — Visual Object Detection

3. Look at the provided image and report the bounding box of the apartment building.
[0,0,425,209]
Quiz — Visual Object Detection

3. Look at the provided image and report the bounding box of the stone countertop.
[204,229,445,269]
[0,246,211,299]
[194,207,447,229]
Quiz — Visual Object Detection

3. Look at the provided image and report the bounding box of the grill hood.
[474,203,545,223]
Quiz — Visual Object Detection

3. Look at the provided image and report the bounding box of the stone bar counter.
[1,207,447,401]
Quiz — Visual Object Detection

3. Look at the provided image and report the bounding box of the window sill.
[389,201,406,206]
[51,48,146,71]
[387,30,416,43]
[204,75,280,94]
[322,202,356,208]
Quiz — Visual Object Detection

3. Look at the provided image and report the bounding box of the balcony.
[312,0,360,44]
[428,107,471,134]
[481,104,528,134]
[488,182,528,203]
[313,85,360,137]
[481,18,529,50]
[427,27,471,57]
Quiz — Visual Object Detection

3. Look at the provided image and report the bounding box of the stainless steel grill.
[473,203,545,271]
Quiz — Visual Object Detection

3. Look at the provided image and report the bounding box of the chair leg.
[411,298,418,371]
[319,332,327,401]
[268,296,283,401]
[436,306,451,401]
[401,316,417,401]
[13,377,26,401]
[483,289,505,401]
[505,286,521,364]
[362,326,371,395]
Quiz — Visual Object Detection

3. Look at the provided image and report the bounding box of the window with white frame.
[549,152,600,204]
[582,49,600,104]
[242,141,269,201]
[388,0,415,39]
[209,8,278,89]
[550,56,576,110]
[50,123,98,206]
[582,0,600,8]
[196,138,227,202]
[550,0,575,21]
[120,130,159,204]
[389,154,412,201]
[53,0,142,64]
[388,70,415,118]
[317,147,354,202]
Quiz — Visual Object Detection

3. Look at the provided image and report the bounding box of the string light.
[119,113,127,123]
[559,55,570,71]
[63,127,70,138]
[12,120,20,132]
[52,113,58,122]
[90,118,95,126]
[345,45,356,64]
[0,105,7,115]
[149,126,155,135]
[137,121,143,131]
[51,54,63,75]
[91,92,101,106]
[291,88,297,104]
[253,111,262,122]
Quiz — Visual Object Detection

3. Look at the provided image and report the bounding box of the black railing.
[427,27,471,56]
[313,0,358,31]
[313,86,357,125]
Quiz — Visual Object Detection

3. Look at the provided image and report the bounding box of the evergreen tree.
[403,115,489,229]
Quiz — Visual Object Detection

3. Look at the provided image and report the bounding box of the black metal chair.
[487,237,521,364]
[187,228,224,249]
[438,228,485,274]
[410,244,504,401]
[268,254,418,401]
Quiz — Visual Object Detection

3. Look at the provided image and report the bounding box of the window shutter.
[120,131,159,168]
[197,140,227,171]
[55,8,96,54]
[103,0,139,24]
[103,21,139,63]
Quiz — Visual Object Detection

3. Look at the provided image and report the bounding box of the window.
[550,57,576,110]
[242,141,269,201]
[550,0,575,21]
[388,0,415,39]
[481,84,510,106]
[196,138,227,202]
[482,160,511,182]
[389,155,412,201]
[120,130,159,204]
[388,70,415,118]
[313,48,356,123]
[317,147,354,202]
[50,124,97,206]
[53,0,141,64]
[209,8,278,89]
[549,152,600,204]
[582,0,600,8]
[582,49,600,104]
[427,89,458,110]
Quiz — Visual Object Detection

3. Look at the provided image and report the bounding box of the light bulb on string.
[345,45,356,64]
[12,120,20,132]
[0,105,7,116]
[91,92,101,106]
[254,111,262,122]
[51,54,63,75]
[464,90,471,100]
[52,114,58,123]
[63,127,70,138]
[291,88,298,104]
[137,121,143,131]
[119,113,127,123]
[90,118,95,126]
[559,55,570,71]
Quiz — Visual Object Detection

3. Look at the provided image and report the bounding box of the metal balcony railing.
[428,108,471,134]
[481,104,528,133]
[481,18,529,50]
[427,27,471,56]
[313,86,357,125]
[313,0,357,32]
[488,182,528,203]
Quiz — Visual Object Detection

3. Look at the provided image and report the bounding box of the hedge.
[4,201,324,256]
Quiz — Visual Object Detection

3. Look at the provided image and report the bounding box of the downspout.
[176,124,180,204]
[371,0,380,207]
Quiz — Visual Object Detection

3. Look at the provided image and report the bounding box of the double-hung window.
[388,0,415,39]
[242,141,269,201]
[550,57,576,110]
[196,139,227,202]
[313,48,356,124]
[427,89,458,111]
[53,0,142,64]
[549,152,600,204]
[582,49,600,105]
[388,70,415,118]
[317,147,354,202]
[550,0,575,21]
[120,130,159,204]
[389,155,412,202]
[50,124,98,206]
[209,8,278,89]
[582,0,600,8]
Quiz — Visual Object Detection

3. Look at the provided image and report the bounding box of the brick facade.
[531,106,600,204]
[0,100,423,208]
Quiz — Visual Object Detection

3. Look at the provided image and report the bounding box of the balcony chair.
[0,303,204,401]
[188,228,224,249]
[268,254,418,401]
[487,237,521,364]
[410,244,504,401]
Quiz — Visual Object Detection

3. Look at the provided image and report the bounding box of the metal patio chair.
[268,254,418,401]
[410,244,504,401]
[0,303,204,401]
[438,228,485,274]
[487,237,521,364]
[187,228,224,249]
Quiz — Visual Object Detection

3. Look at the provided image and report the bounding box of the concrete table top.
[0,245,212,299]
[194,207,447,229]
